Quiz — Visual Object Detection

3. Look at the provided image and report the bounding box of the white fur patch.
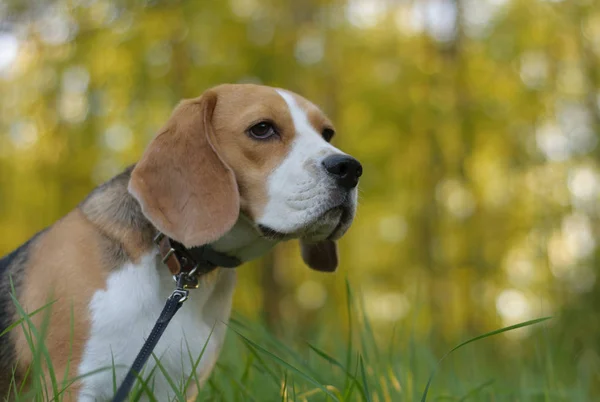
[257,90,349,237]
[77,253,236,402]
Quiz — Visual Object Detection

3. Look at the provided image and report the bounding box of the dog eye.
[248,122,276,139]
[322,128,335,142]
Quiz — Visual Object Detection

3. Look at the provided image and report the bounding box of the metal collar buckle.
[172,273,199,289]
[154,232,201,289]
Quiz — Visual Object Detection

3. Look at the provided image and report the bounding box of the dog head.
[128,84,362,272]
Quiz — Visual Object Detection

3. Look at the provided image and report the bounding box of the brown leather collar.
[154,232,241,288]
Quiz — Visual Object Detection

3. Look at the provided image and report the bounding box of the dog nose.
[322,155,363,189]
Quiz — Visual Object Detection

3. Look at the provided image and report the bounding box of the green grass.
[2,281,591,402]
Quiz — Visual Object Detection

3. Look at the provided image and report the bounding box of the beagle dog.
[0,84,362,401]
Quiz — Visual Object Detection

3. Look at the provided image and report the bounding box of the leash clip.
[170,288,189,304]
[171,274,190,304]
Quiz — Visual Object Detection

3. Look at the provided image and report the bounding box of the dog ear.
[128,90,239,248]
[300,240,338,272]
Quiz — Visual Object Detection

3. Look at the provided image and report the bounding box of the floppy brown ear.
[128,91,239,248]
[300,240,338,272]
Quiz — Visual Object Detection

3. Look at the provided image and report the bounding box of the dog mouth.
[257,224,289,241]
[257,203,353,241]
[326,206,352,240]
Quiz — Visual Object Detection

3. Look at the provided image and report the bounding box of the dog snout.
[322,154,363,190]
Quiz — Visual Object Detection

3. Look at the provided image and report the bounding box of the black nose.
[322,155,363,189]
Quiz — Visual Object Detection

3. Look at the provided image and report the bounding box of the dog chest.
[77,253,234,401]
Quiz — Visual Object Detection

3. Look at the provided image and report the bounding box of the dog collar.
[154,232,241,289]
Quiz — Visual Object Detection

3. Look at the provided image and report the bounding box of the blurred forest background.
[1,0,599,396]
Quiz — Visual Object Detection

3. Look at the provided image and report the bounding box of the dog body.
[0,84,361,401]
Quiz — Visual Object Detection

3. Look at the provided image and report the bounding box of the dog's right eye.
[248,122,277,140]
[322,128,335,142]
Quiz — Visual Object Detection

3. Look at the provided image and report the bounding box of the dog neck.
[210,213,278,262]
[80,166,278,267]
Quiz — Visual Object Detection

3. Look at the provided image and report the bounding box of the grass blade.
[307,342,368,400]
[358,355,372,402]
[458,378,495,401]
[9,278,60,400]
[230,327,340,401]
[281,370,288,402]
[420,317,552,402]
[151,352,185,401]
[344,278,354,393]
[213,362,258,402]
[239,337,281,386]
[183,325,215,394]
[0,300,57,338]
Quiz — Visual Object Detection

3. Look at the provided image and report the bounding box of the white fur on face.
[256,90,358,240]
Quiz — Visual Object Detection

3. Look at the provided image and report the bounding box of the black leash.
[111,275,189,402]
[111,233,241,402]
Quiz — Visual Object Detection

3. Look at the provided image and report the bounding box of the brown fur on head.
[129,91,239,248]
[129,84,361,271]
